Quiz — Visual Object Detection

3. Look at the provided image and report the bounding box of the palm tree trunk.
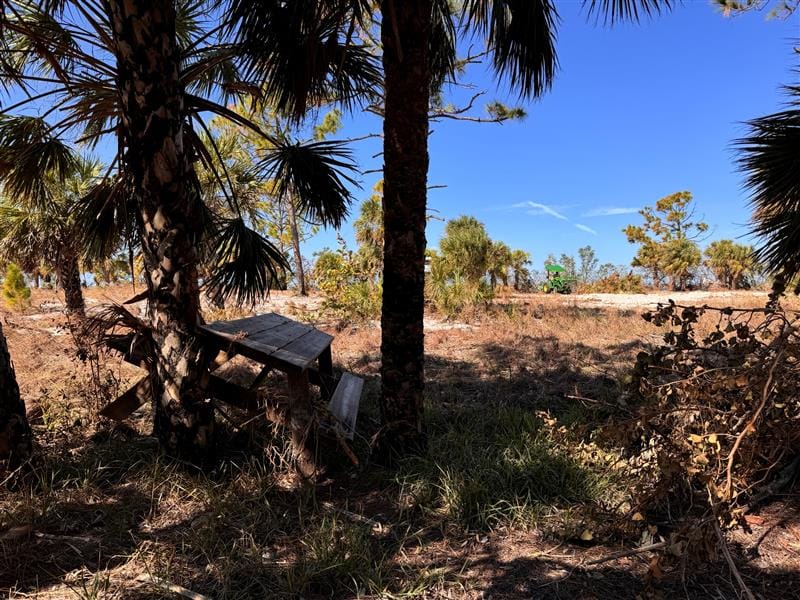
[0,322,31,470]
[377,0,432,459]
[287,196,307,296]
[109,0,214,462]
[56,249,85,317]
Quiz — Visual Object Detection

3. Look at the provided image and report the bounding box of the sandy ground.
[566,289,770,309]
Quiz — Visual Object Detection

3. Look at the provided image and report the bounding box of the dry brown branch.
[713,520,756,600]
[724,348,783,501]
[584,541,668,566]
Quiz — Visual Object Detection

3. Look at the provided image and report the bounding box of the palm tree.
[0,0,375,462]
[487,240,512,290]
[353,182,384,278]
[0,157,103,317]
[704,240,756,289]
[737,79,800,286]
[510,249,532,291]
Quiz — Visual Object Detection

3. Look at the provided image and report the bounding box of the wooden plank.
[100,376,150,420]
[202,313,288,339]
[327,373,363,440]
[200,313,333,372]
[280,328,334,363]
[248,320,311,348]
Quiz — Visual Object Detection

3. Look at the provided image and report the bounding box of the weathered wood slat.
[280,328,334,363]
[200,313,333,371]
[248,321,310,348]
[203,313,288,339]
[327,373,363,440]
[100,376,151,420]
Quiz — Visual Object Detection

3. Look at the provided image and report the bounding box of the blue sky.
[315,2,799,270]
[1,3,796,272]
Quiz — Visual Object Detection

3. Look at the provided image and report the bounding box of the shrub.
[582,272,644,293]
[313,246,381,322]
[613,296,800,564]
[425,272,492,319]
[3,262,31,311]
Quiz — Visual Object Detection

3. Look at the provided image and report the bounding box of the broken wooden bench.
[100,312,363,444]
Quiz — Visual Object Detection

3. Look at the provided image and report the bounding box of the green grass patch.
[395,405,616,530]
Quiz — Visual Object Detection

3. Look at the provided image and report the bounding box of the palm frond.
[183,46,252,105]
[737,84,800,276]
[583,0,674,25]
[204,216,289,306]
[0,115,78,205]
[462,0,560,99]
[430,0,457,93]
[227,0,380,118]
[256,139,358,228]
[0,200,57,269]
[76,175,139,262]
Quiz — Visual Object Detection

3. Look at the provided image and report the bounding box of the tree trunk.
[287,196,307,296]
[377,0,432,460]
[0,322,31,471]
[108,0,214,463]
[56,249,85,317]
[490,272,497,291]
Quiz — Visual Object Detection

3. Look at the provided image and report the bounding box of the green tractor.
[541,264,576,294]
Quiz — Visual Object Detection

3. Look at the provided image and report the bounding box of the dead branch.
[713,520,756,600]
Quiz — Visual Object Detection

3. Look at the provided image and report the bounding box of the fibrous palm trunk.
[377,0,432,459]
[0,323,31,470]
[56,248,85,317]
[108,0,214,462]
[287,196,307,296]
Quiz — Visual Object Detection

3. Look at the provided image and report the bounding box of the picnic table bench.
[100,312,363,454]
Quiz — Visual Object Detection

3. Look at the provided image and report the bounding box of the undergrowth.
[394,405,627,532]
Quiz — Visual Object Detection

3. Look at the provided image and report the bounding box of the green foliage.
[396,406,611,530]
[484,101,527,121]
[624,191,707,289]
[437,215,491,282]
[352,181,384,278]
[313,240,381,322]
[486,240,512,290]
[510,249,532,291]
[425,262,493,319]
[0,156,100,273]
[426,216,495,317]
[704,239,758,289]
[92,254,131,287]
[3,262,31,311]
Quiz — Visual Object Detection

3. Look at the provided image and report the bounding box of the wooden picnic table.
[199,312,336,403]
[101,312,362,460]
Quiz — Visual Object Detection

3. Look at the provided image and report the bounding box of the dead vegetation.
[1,286,799,598]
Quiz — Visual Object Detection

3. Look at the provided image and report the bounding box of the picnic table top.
[198,312,333,372]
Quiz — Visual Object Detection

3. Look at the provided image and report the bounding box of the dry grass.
[1,286,798,598]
